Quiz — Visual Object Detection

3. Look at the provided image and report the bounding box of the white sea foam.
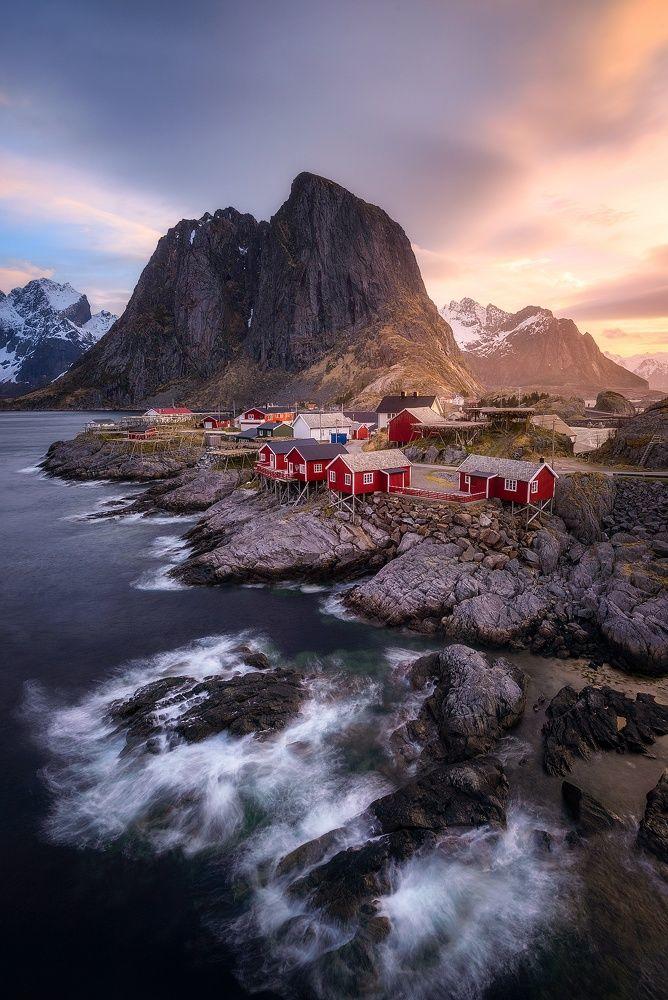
[132,533,189,590]
[319,583,359,621]
[377,809,572,999]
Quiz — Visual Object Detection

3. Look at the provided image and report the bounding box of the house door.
[289,462,294,474]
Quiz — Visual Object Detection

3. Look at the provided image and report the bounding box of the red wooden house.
[256,440,297,473]
[126,424,157,441]
[457,454,558,506]
[326,450,411,512]
[200,415,231,430]
[387,406,450,445]
[285,442,348,482]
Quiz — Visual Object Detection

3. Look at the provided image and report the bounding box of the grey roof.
[458,453,553,482]
[245,404,295,415]
[295,411,352,429]
[258,439,296,453]
[376,394,436,413]
[336,449,411,472]
[236,427,259,439]
[343,410,378,425]
[287,441,348,460]
[256,420,291,431]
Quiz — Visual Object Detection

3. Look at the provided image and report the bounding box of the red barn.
[326,449,412,499]
[285,442,348,482]
[387,406,448,445]
[457,454,558,506]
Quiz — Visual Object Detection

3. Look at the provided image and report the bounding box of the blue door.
[330,432,348,444]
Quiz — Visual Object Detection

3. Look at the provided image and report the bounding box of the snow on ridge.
[82,310,117,342]
[34,278,83,312]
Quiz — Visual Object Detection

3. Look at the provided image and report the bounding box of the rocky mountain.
[0,279,116,396]
[605,351,668,392]
[441,297,647,393]
[12,173,479,409]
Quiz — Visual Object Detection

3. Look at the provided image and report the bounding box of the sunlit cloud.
[0,259,54,291]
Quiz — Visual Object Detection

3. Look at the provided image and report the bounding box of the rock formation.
[542,685,668,776]
[637,770,668,863]
[588,397,668,469]
[12,173,478,409]
[441,297,647,392]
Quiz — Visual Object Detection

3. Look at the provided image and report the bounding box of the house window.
[504,478,517,491]
[531,480,538,494]
[464,474,470,488]
[270,455,275,467]
[314,463,322,473]
[363,472,374,484]
[329,471,336,482]
[300,464,306,473]
[344,473,352,486]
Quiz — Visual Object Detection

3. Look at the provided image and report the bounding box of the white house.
[292,411,353,442]
[143,407,193,423]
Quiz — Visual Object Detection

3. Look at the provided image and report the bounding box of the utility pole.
[551,416,556,467]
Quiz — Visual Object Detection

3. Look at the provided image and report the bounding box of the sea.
[1,412,666,1000]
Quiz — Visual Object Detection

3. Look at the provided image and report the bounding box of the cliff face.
[14,174,478,409]
[441,298,647,393]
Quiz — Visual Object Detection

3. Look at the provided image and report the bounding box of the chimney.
[400,391,406,398]
[413,391,418,397]
[539,456,545,464]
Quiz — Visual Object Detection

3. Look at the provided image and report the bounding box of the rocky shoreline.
[44,434,668,677]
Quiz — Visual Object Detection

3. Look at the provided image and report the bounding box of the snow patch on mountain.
[606,351,668,392]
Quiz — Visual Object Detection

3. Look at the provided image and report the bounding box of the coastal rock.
[561,781,621,834]
[588,398,668,469]
[109,666,306,752]
[43,435,198,481]
[542,685,668,776]
[288,758,508,922]
[637,769,668,863]
[444,590,549,646]
[553,472,616,543]
[115,468,247,515]
[595,390,635,415]
[178,489,391,585]
[399,645,527,763]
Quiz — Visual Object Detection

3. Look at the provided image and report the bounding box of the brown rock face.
[13,173,478,408]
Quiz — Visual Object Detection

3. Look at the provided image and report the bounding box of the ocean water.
[1,412,666,1000]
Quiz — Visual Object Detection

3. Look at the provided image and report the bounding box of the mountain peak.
[441,297,647,392]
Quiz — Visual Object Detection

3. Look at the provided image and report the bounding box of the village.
[83,391,570,525]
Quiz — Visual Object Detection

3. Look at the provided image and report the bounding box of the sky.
[1,0,667,357]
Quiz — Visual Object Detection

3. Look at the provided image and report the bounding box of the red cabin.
[285,442,348,482]
[457,454,558,504]
[126,424,157,441]
[256,440,296,472]
[326,450,412,495]
[200,415,230,430]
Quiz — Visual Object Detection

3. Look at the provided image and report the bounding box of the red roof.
[154,407,192,415]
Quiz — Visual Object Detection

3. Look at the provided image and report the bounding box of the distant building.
[292,411,353,442]
[144,407,193,423]
[238,405,296,430]
[375,392,442,429]
[530,414,576,443]
[200,415,231,430]
[256,420,294,439]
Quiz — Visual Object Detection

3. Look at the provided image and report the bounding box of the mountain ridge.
[0,278,116,396]
[11,173,479,409]
[441,297,647,393]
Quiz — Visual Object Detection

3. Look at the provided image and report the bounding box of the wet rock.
[403,645,526,763]
[561,781,620,834]
[637,769,668,863]
[542,685,668,776]
[109,667,306,751]
[289,758,508,924]
[276,827,345,877]
[444,590,549,647]
[531,829,553,853]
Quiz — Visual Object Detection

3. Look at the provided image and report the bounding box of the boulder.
[561,781,620,834]
[594,390,635,415]
[553,473,616,543]
[542,685,668,776]
[637,769,668,863]
[403,645,526,763]
[109,666,306,752]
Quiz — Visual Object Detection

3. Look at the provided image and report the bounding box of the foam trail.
[132,533,189,590]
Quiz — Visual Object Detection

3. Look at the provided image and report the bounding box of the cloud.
[564,244,668,319]
[0,259,54,291]
[0,154,172,260]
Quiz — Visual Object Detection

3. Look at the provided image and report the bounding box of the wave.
[132,533,189,590]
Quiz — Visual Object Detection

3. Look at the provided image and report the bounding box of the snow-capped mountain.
[604,351,668,392]
[440,297,647,391]
[0,278,116,396]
